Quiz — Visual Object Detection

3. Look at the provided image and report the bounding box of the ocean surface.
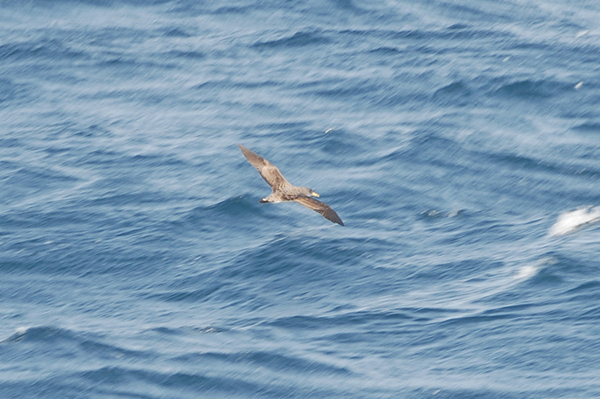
[1,1,600,398]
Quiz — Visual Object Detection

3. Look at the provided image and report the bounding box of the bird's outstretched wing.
[239,144,290,191]
[294,196,344,226]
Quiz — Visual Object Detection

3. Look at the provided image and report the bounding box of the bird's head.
[301,187,320,197]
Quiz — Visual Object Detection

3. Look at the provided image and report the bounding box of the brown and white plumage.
[239,144,344,226]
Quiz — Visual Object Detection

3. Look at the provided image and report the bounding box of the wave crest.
[549,206,600,236]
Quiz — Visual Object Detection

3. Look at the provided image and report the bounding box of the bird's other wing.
[239,144,289,190]
[293,196,344,226]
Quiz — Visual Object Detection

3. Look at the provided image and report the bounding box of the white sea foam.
[0,326,29,344]
[15,326,29,334]
[515,265,538,279]
[549,206,600,236]
[514,257,556,280]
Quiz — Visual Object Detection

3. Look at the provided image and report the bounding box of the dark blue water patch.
[167,1,279,17]
[428,388,579,399]
[191,79,230,91]
[479,303,537,318]
[0,210,187,277]
[472,149,591,180]
[173,350,351,376]
[78,339,157,362]
[0,380,90,399]
[225,236,365,279]
[579,305,600,320]
[146,234,392,309]
[0,38,87,63]
[437,311,517,331]
[491,78,574,100]
[410,258,505,283]
[297,78,382,102]
[85,27,155,48]
[566,280,600,296]
[565,282,600,308]
[268,313,377,331]
[193,195,265,222]
[432,80,475,107]
[71,365,343,398]
[165,49,206,60]
[83,188,173,208]
[436,1,517,24]
[192,78,281,97]
[0,159,23,178]
[0,278,56,304]
[168,196,281,240]
[386,130,466,169]
[536,253,600,282]
[367,46,402,55]
[159,26,194,38]
[269,306,459,333]
[0,165,81,206]
[75,366,262,394]
[0,137,22,149]
[253,121,313,133]
[14,0,172,7]
[211,5,253,15]
[317,130,372,158]
[148,326,224,336]
[146,282,229,303]
[294,73,428,109]
[340,27,427,41]
[223,243,356,300]
[343,27,512,51]
[329,0,361,12]
[70,148,188,171]
[252,31,331,50]
[71,123,114,138]
[0,79,33,107]
[440,26,506,42]
[1,326,155,364]
[572,121,600,133]
[1,326,80,344]
[373,88,431,109]
[93,56,180,77]
[523,265,565,286]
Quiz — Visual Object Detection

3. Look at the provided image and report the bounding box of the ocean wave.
[432,80,473,107]
[0,39,87,62]
[267,308,426,331]
[252,31,331,50]
[172,350,351,376]
[0,78,32,107]
[572,122,600,133]
[549,206,600,236]
[202,195,263,219]
[1,326,158,365]
[492,78,574,99]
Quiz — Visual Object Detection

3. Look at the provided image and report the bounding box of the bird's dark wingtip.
[329,213,344,226]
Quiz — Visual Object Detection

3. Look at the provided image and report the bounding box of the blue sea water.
[1,0,600,397]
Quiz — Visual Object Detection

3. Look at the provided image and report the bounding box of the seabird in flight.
[239,144,344,226]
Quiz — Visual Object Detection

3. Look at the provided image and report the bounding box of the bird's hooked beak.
[311,191,320,198]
